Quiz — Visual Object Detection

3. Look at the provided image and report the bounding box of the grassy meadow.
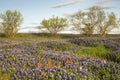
[0,33,120,80]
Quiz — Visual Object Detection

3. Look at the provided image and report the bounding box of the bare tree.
[69,6,119,37]
[69,11,85,34]
[82,6,102,36]
[97,11,119,37]
[69,6,100,36]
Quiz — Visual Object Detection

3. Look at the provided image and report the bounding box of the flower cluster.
[0,40,120,80]
[68,37,120,50]
[69,37,120,63]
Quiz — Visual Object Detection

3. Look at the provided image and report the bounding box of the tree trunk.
[100,33,106,38]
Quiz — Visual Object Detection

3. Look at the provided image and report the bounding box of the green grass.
[73,45,112,59]
[0,33,63,41]
[0,67,11,80]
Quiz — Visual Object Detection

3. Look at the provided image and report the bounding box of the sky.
[0,0,120,33]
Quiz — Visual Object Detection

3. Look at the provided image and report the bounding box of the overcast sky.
[0,0,120,33]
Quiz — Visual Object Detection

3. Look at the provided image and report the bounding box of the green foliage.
[0,10,23,37]
[0,67,11,80]
[73,45,112,59]
[40,16,68,35]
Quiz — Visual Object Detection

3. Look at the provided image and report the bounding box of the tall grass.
[73,45,112,59]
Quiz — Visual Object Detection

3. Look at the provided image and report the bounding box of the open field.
[0,34,120,80]
[0,0,120,79]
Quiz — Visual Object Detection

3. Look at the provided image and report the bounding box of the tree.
[69,11,85,34]
[40,16,68,35]
[97,11,119,37]
[83,6,104,36]
[0,10,23,37]
[0,23,2,33]
[69,6,100,36]
[69,6,119,37]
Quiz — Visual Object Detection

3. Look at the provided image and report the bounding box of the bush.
[106,49,120,63]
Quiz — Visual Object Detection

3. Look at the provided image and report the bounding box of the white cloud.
[86,6,114,10]
[52,0,116,8]
[52,0,83,8]
[96,0,114,4]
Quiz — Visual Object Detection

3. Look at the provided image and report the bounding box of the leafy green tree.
[40,16,68,36]
[0,10,23,37]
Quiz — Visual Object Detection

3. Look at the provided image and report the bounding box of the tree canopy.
[0,10,23,37]
[69,6,120,37]
[40,16,68,35]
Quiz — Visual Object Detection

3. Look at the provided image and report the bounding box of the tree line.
[0,6,119,38]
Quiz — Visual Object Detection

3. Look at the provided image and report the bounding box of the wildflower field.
[0,36,120,80]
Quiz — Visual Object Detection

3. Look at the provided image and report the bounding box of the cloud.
[20,26,39,30]
[86,6,115,10]
[63,12,76,16]
[29,22,39,25]
[101,6,115,9]
[52,0,83,8]
[52,0,117,8]
[96,0,114,4]
[96,0,119,4]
